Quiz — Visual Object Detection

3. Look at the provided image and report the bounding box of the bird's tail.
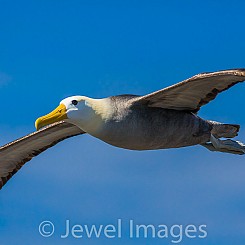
[201,121,244,155]
[209,120,240,138]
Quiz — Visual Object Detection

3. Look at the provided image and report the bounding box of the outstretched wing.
[0,121,85,189]
[135,69,245,112]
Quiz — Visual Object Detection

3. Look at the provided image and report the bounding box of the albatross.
[0,69,245,189]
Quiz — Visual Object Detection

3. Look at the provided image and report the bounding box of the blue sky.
[0,0,245,244]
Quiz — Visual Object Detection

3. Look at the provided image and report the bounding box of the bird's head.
[35,96,104,131]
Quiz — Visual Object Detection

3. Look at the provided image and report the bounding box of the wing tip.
[196,68,245,77]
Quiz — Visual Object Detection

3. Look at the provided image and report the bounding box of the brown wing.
[0,121,85,189]
[135,69,245,112]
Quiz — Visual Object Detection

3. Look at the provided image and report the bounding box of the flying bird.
[1,69,245,189]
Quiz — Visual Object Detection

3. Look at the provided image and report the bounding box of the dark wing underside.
[134,69,245,112]
[0,121,85,189]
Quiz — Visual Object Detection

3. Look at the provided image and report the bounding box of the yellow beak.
[35,104,68,130]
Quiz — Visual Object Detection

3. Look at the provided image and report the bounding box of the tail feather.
[203,121,244,155]
[209,121,240,138]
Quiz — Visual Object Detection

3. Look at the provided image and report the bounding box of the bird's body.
[1,68,245,189]
[81,95,211,150]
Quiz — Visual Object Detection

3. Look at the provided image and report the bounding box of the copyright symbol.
[39,221,55,237]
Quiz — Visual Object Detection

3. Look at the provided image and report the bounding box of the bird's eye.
[71,100,78,105]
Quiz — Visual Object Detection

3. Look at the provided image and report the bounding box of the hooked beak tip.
[35,104,67,131]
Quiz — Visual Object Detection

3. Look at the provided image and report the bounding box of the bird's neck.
[70,97,114,134]
[87,97,114,120]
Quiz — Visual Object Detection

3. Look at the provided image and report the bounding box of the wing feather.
[134,69,245,112]
[0,121,85,189]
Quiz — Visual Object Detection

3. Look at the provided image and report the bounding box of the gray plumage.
[0,68,245,189]
[96,95,212,150]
